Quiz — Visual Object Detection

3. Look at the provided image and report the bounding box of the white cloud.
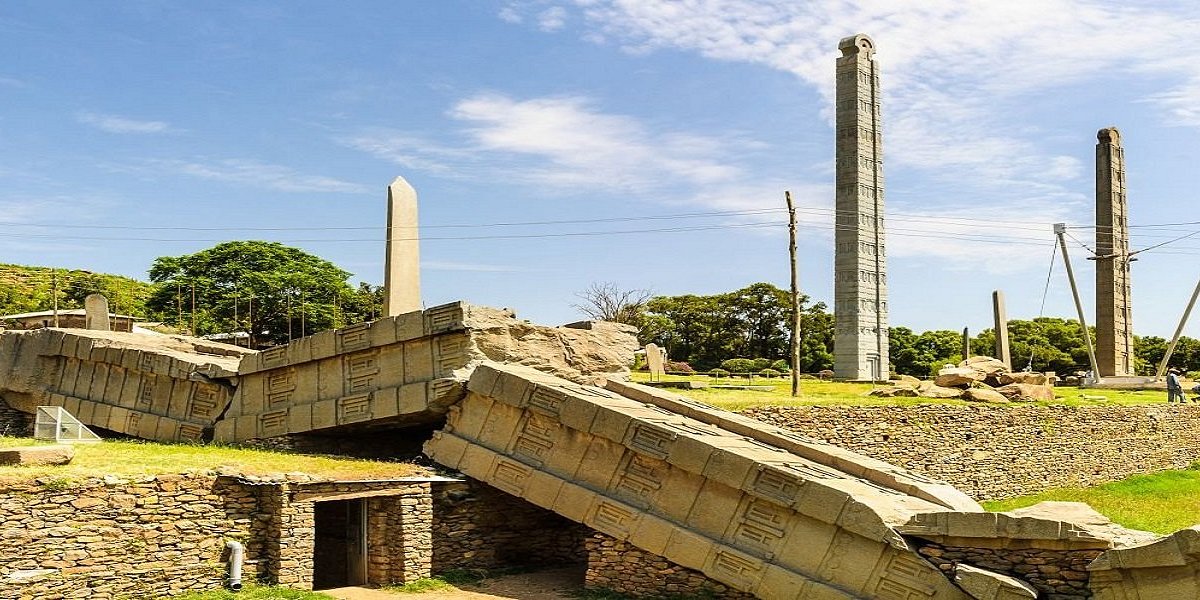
[146,158,369,194]
[516,2,1200,185]
[537,7,567,31]
[478,0,1200,273]
[346,93,752,196]
[451,94,747,192]
[76,111,176,134]
[498,6,523,24]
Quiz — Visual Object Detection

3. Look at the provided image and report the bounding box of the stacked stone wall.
[432,479,589,573]
[585,533,756,599]
[743,404,1200,499]
[0,474,261,599]
[917,542,1101,600]
[0,396,32,436]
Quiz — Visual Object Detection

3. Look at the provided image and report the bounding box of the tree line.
[579,282,1200,377]
[6,241,1200,374]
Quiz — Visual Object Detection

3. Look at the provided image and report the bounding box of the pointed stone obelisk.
[383,176,421,316]
[993,290,1011,370]
[833,33,889,381]
[1095,127,1133,376]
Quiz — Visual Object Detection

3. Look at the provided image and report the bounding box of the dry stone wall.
[431,478,589,572]
[0,474,261,599]
[0,397,31,435]
[585,533,756,599]
[917,543,1100,600]
[743,404,1200,500]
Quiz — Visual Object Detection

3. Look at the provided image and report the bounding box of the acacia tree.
[146,241,372,345]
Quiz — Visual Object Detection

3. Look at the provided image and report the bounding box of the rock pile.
[872,356,1055,403]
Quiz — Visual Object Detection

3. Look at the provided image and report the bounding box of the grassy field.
[983,466,1200,534]
[0,437,425,483]
[171,585,334,599]
[628,372,1167,411]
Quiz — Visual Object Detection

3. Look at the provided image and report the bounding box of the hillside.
[0,263,154,318]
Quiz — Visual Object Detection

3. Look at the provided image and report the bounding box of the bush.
[665,360,694,374]
[760,368,781,378]
[709,368,730,378]
[720,358,757,374]
[751,358,772,371]
[770,359,791,372]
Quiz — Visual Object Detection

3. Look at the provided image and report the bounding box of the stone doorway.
[313,498,368,589]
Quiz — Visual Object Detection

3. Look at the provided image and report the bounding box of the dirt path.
[321,566,585,600]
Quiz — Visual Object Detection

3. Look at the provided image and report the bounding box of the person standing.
[1167,369,1185,403]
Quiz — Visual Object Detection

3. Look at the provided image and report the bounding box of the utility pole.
[176,282,183,330]
[786,191,801,397]
[287,291,293,341]
[300,290,306,338]
[190,282,197,335]
[1055,223,1102,383]
[51,270,59,327]
[247,296,254,348]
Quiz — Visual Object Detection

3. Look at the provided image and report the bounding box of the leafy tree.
[640,282,833,372]
[890,327,963,377]
[146,241,369,345]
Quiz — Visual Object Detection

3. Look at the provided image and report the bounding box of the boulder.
[962,387,1009,403]
[961,356,1009,376]
[917,381,965,399]
[991,372,1016,386]
[0,445,74,466]
[470,313,640,384]
[953,564,1037,599]
[893,374,921,385]
[869,386,918,397]
[935,367,983,388]
[996,383,1055,402]
[1007,371,1049,386]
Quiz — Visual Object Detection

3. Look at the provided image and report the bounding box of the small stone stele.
[0,445,75,466]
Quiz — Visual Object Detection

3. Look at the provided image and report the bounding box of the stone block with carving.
[0,328,246,442]
[426,362,977,599]
[215,302,638,442]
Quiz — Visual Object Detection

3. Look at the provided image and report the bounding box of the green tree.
[146,241,365,345]
[640,282,832,372]
[889,327,962,377]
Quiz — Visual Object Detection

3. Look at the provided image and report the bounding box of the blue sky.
[4,1,1200,338]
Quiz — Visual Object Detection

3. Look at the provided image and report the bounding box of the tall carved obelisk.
[834,34,888,381]
[1095,128,1133,376]
[384,176,421,316]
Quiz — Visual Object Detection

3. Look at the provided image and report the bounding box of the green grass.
[982,466,1200,534]
[0,437,425,483]
[384,577,456,593]
[629,372,1167,411]
[170,584,335,599]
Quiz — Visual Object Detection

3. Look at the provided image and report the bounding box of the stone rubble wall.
[0,474,262,600]
[271,479,433,588]
[0,396,31,435]
[743,404,1200,500]
[585,533,756,599]
[917,542,1102,600]
[431,478,589,573]
[0,473,435,598]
